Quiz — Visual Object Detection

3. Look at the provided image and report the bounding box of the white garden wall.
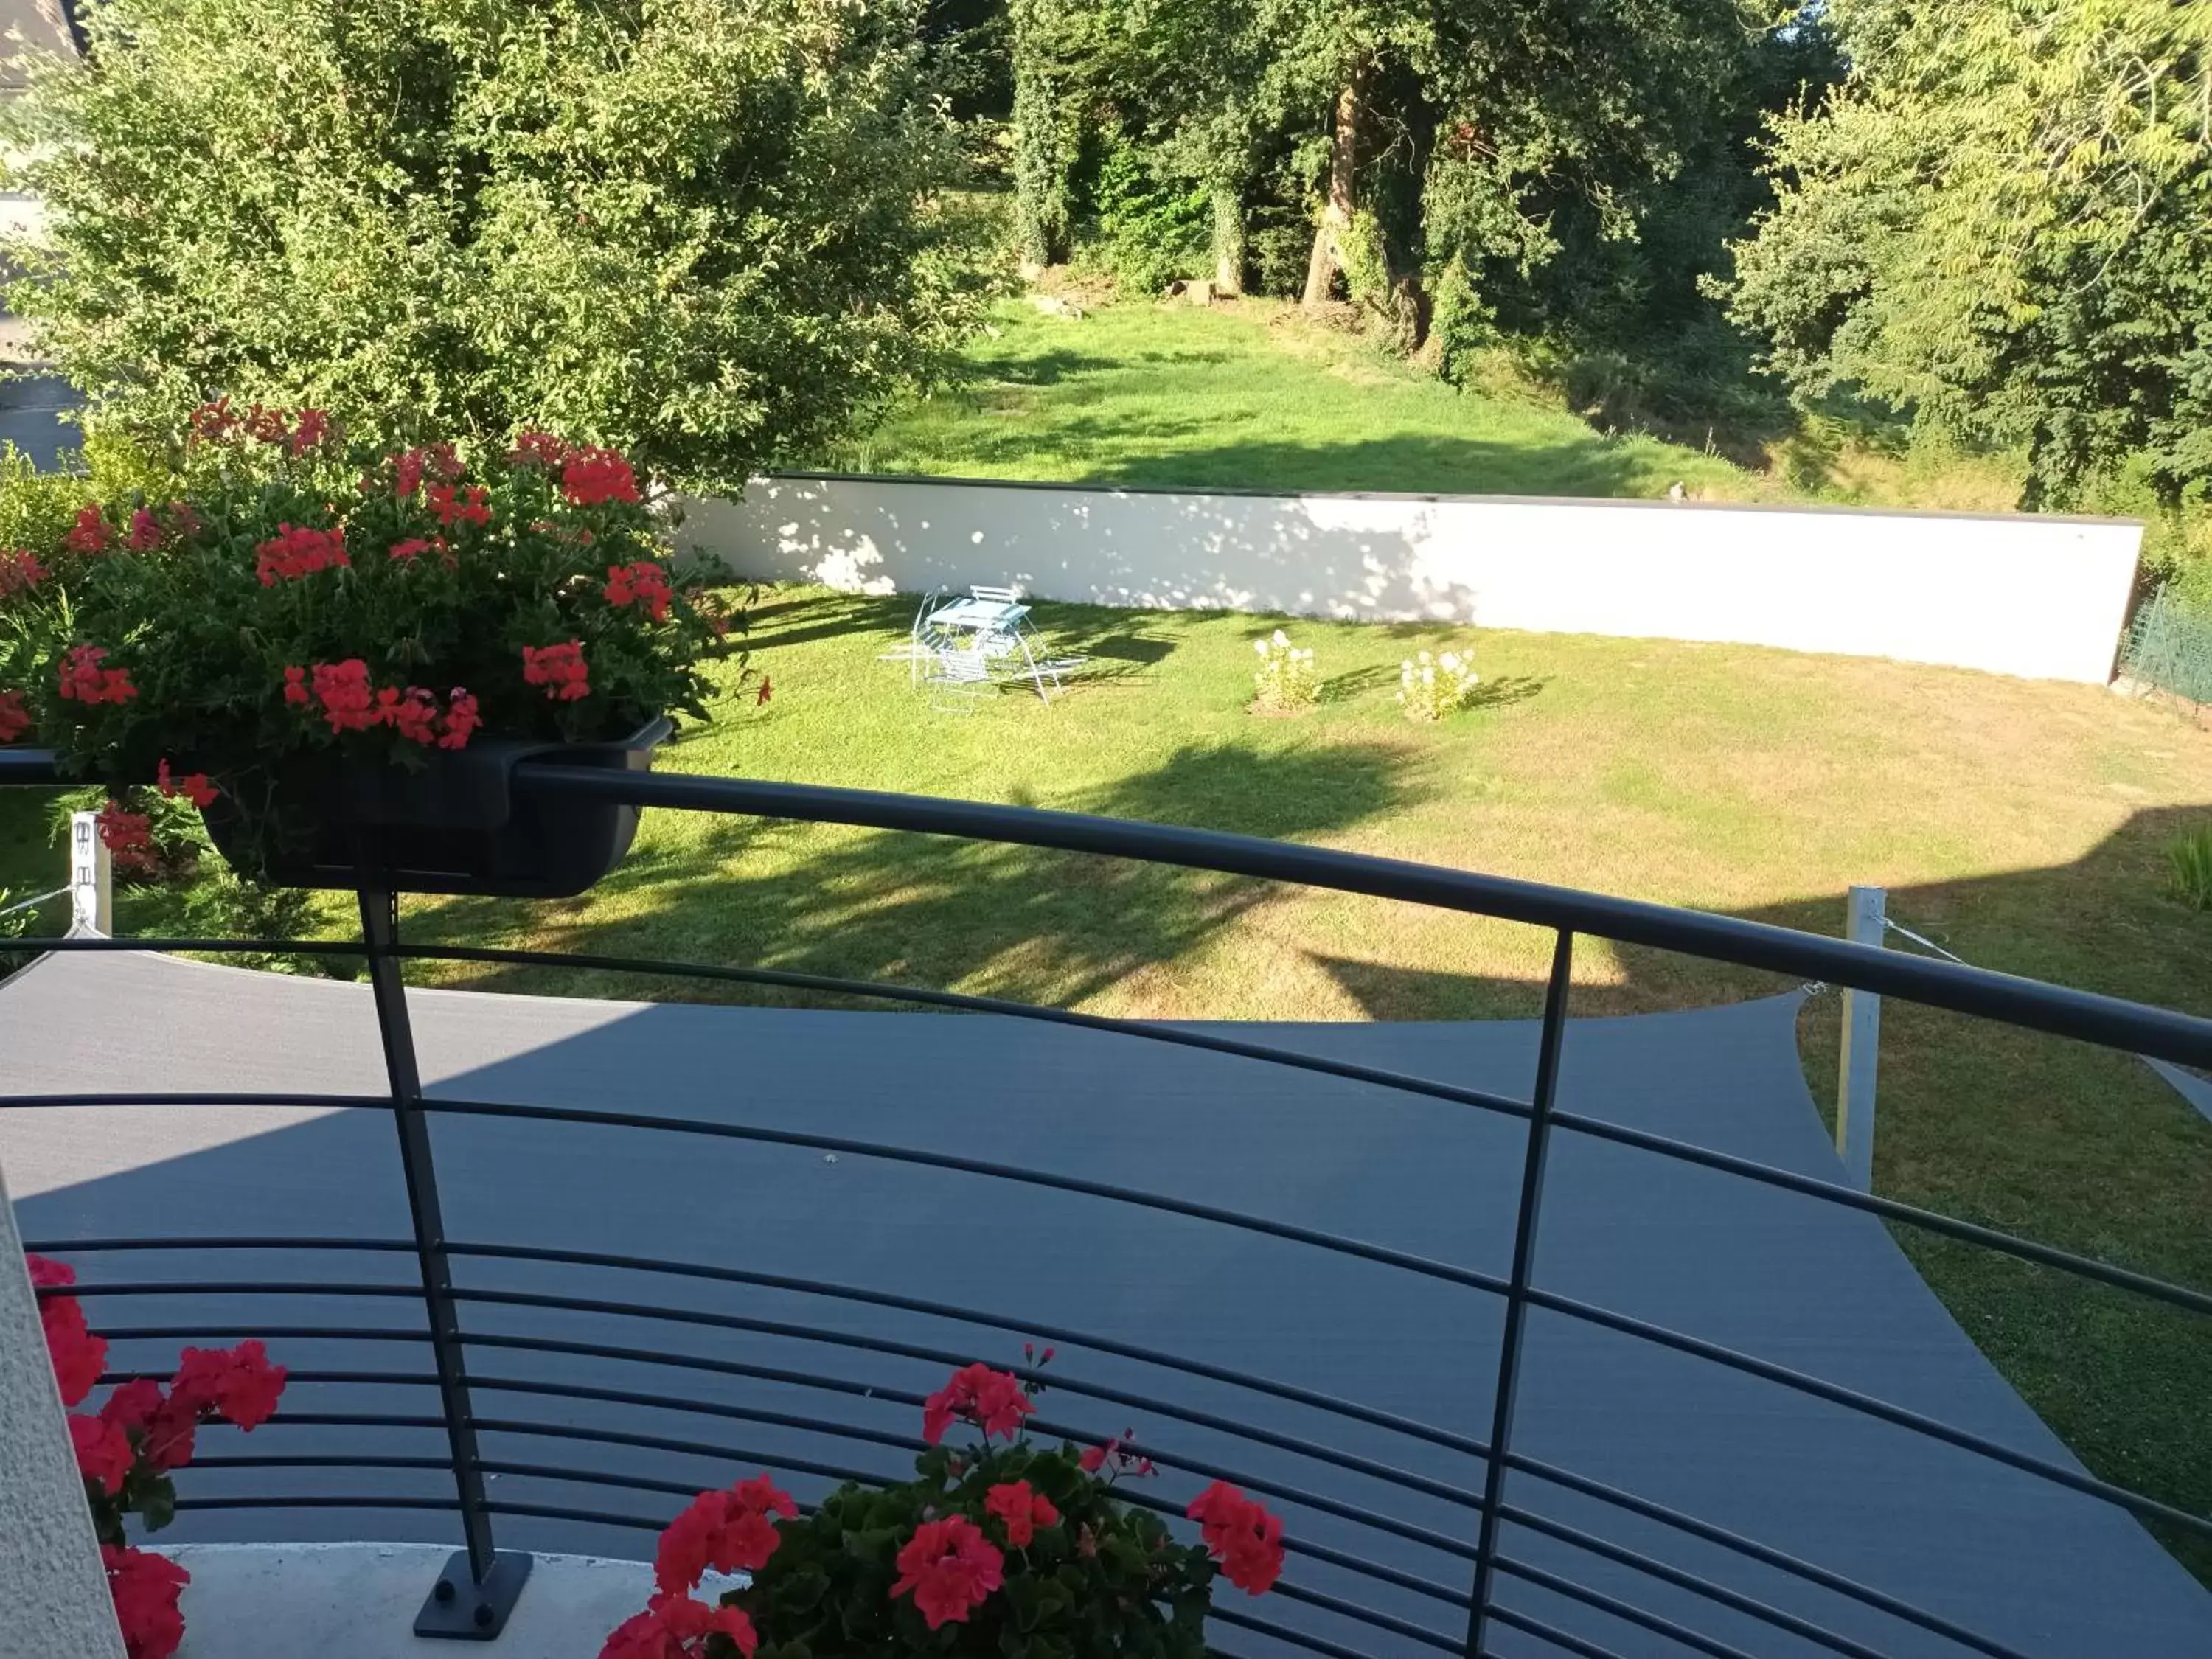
[685,473,2143,684]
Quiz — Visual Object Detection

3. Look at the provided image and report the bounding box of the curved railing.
[4,753,2211,1658]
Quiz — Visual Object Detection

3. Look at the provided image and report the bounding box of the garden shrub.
[1090,136,1211,296]
[2169,824,2212,912]
[1,0,994,493]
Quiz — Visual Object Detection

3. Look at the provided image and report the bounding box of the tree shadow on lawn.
[737,590,912,653]
[1073,433,1658,499]
[415,736,1430,1015]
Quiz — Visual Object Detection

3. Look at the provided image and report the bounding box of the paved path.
[3,951,2206,1658]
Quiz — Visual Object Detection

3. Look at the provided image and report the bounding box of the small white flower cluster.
[1252,627,1318,712]
[1397,648,1481,722]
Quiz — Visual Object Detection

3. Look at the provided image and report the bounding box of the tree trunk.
[1211,186,1245,296]
[1011,0,1069,275]
[1301,63,1365,308]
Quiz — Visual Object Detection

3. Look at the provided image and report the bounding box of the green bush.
[1089,138,1211,296]
[2169,824,2212,912]
[1,0,994,493]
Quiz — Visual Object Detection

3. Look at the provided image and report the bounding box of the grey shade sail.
[2,950,2205,1657]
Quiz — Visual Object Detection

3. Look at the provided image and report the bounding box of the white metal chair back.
[969,584,1022,604]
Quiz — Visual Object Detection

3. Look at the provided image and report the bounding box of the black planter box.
[201,717,671,897]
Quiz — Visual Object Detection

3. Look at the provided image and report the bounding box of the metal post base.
[414,1550,533,1640]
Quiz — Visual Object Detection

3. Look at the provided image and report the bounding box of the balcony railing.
[5,752,2211,1658]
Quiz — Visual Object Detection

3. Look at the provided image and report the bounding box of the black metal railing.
[4,751,2211,1658]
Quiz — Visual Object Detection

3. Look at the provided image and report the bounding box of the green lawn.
[828,296,2025,514]
[834,296,1766,500]
[4,587,2210,1576]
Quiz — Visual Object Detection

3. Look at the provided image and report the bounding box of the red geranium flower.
[599,1593,757,1659]
[653,1475,796,1596]
[172,1338,288,1430]
[70,1411,136,1495]
[57,644,138,705]
[291,408,331,455]
[0,689,29,744]
[104,1545,190,1659]
[393,443,464,499]
[66,504,111,553]
[521,640,590,702]
[96,801,159,874]
[562,447,641,507]
[99,1376,204,1472]
[428,481,491,529]
[127,508,163,551]
[1185,1481,1284,1595]
[309,660,376,732]
[921,1363,1036,1446]
[891,1515,1004,1630]
[41,1284,106,1406]
[984,1480,1060,1548]
[388,536,449,564]
[156,759,219,808]
[189,398,236,442]
[0,547,47,597]
[256,522,349,585]
[164,501,202,540]
[509,429,571,467]
[243,403,288,444]
[282,665,309,706]
[603,560,673,622]
[438,689,481,750]
[375,686,442,745]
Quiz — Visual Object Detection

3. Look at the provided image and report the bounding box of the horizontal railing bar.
[1523,1284,2212,1539]
[395,941,1538,1124]
[476,1458,760,1503]
[1492,1554,1762,1659]
[1503,1453,2031,1659]
[1545,1110,2212,1318]
[173,1494,457,1513]
[1500,1504,1892,1659]
[0,933,365,959]
[465,1370,929,1458]
[513,762,2212,1069]
[470,1417,892,1498]
[240,1411,449,1431]
[451,1283,1484,1511]
[449,1238,1493,1461]
[1262,1581,1463,1653]
[100,1367,439,1388]
[189,1453,450,1473]
[0,1090,390,1110]
[1483,1604,1632,1659]
[421,1096,1514,1298]
[464,1332,1483,1564]
[481,1498,662,1531]
[45,1281,425,1303]
[85,1324,428,1346]
[1204,1601,1381,1659]
[22,1236,417,1255]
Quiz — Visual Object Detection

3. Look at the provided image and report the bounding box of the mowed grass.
[4,587,2211,1575]
[835,296,1770,501]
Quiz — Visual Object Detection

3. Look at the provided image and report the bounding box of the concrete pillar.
[0,1163,127,1655]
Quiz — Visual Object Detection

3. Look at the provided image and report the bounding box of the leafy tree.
[1725,0,2212,507]
[1,0,993,493]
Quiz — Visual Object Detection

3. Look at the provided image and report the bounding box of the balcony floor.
[3,949,2206,1658]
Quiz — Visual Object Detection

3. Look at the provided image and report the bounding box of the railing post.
[1834,886,1885,1192]
[1464,929,1574,1658]
[358,886,532,1638]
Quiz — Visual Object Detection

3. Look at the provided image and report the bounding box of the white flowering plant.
[1251,630,1318,713]
[1397,649,1482,722]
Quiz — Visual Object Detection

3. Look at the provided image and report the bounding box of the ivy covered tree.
[1,0,993,493]
[1725,0,2212,509]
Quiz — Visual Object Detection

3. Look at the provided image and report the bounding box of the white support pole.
[1835,886,1885,1192]
[0,1164,129,1658]
[66,810,111,939]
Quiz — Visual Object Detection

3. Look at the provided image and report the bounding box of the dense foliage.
[1,0,992,492]
[1725,0,2212,512]
[0,411,736,873]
